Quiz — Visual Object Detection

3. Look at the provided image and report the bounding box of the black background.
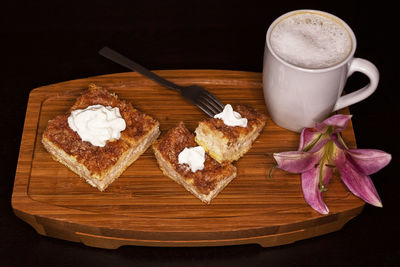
[1,1,398,266]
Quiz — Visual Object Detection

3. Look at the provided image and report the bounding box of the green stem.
[268,162,277,179]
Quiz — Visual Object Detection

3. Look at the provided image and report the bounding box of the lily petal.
[335,151,383,207]
[299,128,330,152]
[299,130,331,153]
[273,150,324,173]
[299,127,320,151]
[316,114,352,133]
[346,149,392,175]
[301,163,332,214]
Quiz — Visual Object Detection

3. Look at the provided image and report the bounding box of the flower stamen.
[337,132,349,149]
[318,156,326,192]
[325,164,336,168]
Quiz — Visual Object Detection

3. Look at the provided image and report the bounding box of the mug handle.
[333,58,379,111]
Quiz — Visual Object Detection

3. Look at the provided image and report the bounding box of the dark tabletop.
[1,1,398,266]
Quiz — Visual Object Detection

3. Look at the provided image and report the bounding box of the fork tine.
[195,101,217,117]
[199,92,224,115]
[196,97,221,117]
[202,90,225,111]
[180,84,225,117]
[199,95,223,115]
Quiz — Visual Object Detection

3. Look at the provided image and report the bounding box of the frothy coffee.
[270,12,352,69]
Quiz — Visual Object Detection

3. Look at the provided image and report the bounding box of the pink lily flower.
[273,114,391,214]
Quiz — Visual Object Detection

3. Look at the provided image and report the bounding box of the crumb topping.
[43,114,130,176]
[42,84,158,176]
[200,105,267,142]
[155,122,235,195]
[71,84,158,143]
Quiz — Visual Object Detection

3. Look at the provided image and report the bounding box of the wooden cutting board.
[12,70,364,249]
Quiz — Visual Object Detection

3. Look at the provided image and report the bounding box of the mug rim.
[266,9,357,73]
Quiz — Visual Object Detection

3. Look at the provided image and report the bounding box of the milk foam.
[270,13,352,69]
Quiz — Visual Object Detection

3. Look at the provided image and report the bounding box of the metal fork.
[99,46,224,117]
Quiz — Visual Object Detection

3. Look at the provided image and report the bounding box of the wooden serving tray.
[12,70,364,249]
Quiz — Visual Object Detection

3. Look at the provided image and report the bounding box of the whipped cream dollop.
[68,104,126,147]
[178,146,206,172]
[214,104,248,127]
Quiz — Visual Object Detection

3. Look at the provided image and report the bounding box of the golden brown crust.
[195,105,267,163]
[199,105,267,144]
[43,114,131,176]
[70,84,159,144]
[153,122,236,196]
[43,83,159,179]
[70,84,120,111]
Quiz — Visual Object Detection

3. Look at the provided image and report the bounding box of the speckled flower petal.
[301,163,333,214]
[273,150,324,173]
[298,127,327,152]
[316,114,352,133]
[345,149,392,175]
[335,150,383,207]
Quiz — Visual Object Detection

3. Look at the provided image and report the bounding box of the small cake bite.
[42,84,160,191]
[152,122,237,204]
[194,104,266,163]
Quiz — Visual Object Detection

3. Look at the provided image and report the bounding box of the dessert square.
[42,84,160,191]
[194,105,266,163]
[152,122,237,204]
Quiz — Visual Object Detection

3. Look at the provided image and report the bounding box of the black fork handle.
[99,46,182,92]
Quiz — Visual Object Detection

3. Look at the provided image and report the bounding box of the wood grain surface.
[12,70,364,249]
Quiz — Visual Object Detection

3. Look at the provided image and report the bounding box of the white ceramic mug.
[263,9,379,132]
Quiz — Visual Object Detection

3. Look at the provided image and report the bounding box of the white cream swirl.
[68,104,126,147]
[178,146,206,172]
[214,104,247,127]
